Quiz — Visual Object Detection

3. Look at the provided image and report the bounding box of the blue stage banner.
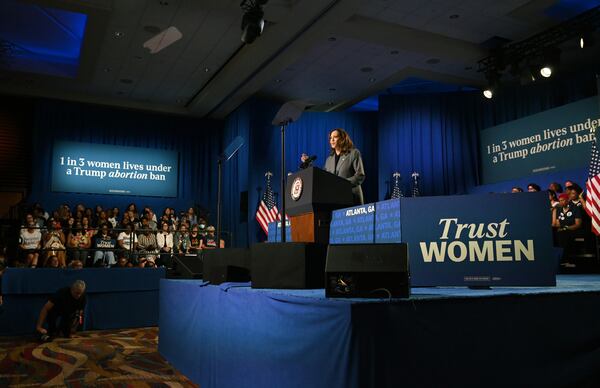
[480,97,600,184]
[329,203,375,244]
[375,199,401,243]
[267,220,292,242]
[51,141,179,197]
[401,192,556,286]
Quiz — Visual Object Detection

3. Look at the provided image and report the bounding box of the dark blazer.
[324,148,365,205]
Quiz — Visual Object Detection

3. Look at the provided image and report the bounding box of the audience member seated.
[93,224,117,267]
[68,225,91,265]
[138,256,157,268]
[187,207,198,226]
[84,208,95,227]
[511,187,524,193]
[64,217,75,236]
[143,207,158,231]
[43,221,66,267]
[81,216,96,241]
[174,224,191,254]
[189,224,202,254]
[44,255,60,268]
[201,226,224,249]
[96,210,110,229]
[126,203,140,223]
[20,219,42,267]
[156,221,174,266]
[527,183,541,192]
[107,207,119,228]
[118,223,138,260]
[137,218,159,261]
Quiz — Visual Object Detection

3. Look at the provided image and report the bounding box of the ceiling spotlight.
[241,0,268,44]
[540,66,552,78]
[579,31,595,49]
[482,70,500,99]
[539,47,561,78]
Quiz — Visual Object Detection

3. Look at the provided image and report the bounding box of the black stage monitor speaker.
[325,243,410,298]
[171,255,203,279]
[203,248,251,285]
[251,242,328,289]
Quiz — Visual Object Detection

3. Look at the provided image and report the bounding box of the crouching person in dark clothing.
[36,280,86,341]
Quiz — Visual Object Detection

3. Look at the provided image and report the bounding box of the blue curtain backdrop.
[29,99,222,219]
[378,70,599,198]
[221,98,378,247]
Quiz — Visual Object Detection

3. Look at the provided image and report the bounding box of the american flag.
[391,172,403,199]
[585,137,600,235]
[256,172,281,235]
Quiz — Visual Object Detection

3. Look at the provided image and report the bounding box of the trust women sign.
[401,192,556,286]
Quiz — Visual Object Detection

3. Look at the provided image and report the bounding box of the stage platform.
[159,275,600,388]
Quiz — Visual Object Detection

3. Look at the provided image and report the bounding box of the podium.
[285,166,354,243]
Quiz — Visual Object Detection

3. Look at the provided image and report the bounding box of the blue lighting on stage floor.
[0,0,87,78]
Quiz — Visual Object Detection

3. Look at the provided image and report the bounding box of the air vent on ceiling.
[143,26,183,54]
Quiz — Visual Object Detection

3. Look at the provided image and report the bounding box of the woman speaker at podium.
[301,128,365,205]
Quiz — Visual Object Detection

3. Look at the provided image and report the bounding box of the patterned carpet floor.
[0,327,197,387]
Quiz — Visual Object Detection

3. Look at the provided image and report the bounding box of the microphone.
[299,155,317,169]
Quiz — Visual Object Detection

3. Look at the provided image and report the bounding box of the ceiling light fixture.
[482,70,500,99]
[539,47,561,78]
[241,0,268,44]
[579,30,595,48]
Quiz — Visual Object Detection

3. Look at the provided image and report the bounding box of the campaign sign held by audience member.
[375,199,401,243]
[95,236,116,250]
[401,192,555,286]
[329,203,375,244]
[267,220,292,242]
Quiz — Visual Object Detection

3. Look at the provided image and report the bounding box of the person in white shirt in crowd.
[117,223,138,260]
[20,220,42,267]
